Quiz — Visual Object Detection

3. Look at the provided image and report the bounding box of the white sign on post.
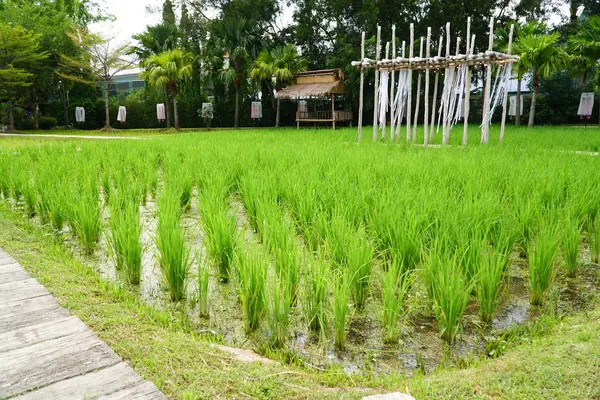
[578,92,595,116]
[508,96,523,116]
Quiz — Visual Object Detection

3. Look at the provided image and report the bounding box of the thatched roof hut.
[277,69,346,100]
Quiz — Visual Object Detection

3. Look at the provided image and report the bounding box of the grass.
[476,243,508,323]
[529,224,559,306]
[107,193,142,285]
[68,177,102,255]
[236,244,267,332]
[266,274,292,348]
[198,258,210,318]
[332,270,351,350]
[381,257,412,343]
[562,215,581,278]
[304,255,329,333]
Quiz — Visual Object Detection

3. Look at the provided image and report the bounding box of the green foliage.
[331,270,350,350]
[108,188,142,285]
[529,224,559,306]
[381,257,412,343]
[562,216,581,278]
[236,245,267,332]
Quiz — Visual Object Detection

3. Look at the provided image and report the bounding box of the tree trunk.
[62,81,70,130]
[528,71,538,128]
[597,74,600,127]
[33,89,39,130]
[104,83,110,129]
[164,88,171,128]
[8,99,14,131]
[515,78,522,127]
[234,84,239,129]
[276,98,281,128]
[173,94,180,130]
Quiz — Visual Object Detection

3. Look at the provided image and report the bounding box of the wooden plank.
[0,278,49,304]
[15,362,145,400]
[0,264,26,275]
[0,257,17,266]
[0,331,119,398]
[0,295,67,334]
[0,316,87,353]
[0,269,30,284]
[99,381,166,400]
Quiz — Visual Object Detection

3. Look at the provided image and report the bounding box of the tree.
[62,33,135,129]
[568,16,600,125]
[513,32,569,127]
[141,49,193,130]
[250,44,307,127]
[163,0,176,26]
[0,24,47,131]
[209,17,259,128]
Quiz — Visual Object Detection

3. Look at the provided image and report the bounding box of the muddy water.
[5,194,600,376]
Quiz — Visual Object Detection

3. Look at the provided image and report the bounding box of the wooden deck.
[0,249,165,400]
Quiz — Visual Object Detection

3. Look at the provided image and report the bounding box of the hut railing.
[296,110,353,121]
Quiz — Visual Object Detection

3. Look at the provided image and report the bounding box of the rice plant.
[69,178,102,255]
[108,192,142,285]
[476,244,508,323]
[199,184,237,282]
[347,231,374,310]
[424,247,473,343]
[381,256,412,343]
[266,275,292,348]
[304,255,329,333]
[562,216,580,278]
[528,225,558,306]
[332,270,350,350]
[198,260,210,318]
[236,245,267,332]
[587,215,600,264]
[155,189,192,302]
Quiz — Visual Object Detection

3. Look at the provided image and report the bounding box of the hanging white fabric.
[251,101,262,119]
[508,96,523,116]
[75,107,85,123]
[298,100,308,113]
[578,93,595,116]
[156,104,166,121]
[485,63,510,124]
[201,103,213,119]
[378,70,389,128]
[117,106,127,123]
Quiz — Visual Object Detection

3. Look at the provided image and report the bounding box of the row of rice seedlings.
[155,188,192,302]
[347,229,374,310]
[236,244,267,332]
[528,224,559,306]
[198,181,237,283]
[266,273,293,347]
[198,257,210,318]
[562,215,581,278]
[69,176,102,255]
[304,255,329,333]
[381,256,413,343]
[107,185,142,285]
[476,241,510,323]
[332,270,351,350]
[587,214,600,264]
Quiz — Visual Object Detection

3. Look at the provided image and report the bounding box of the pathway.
[0,248,165,399]
[0,133,143,140]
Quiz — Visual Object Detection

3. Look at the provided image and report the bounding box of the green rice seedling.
[424,247,473,343]
[326,211,353,267]
[347,231,374,310]
[155,189,192,302]
[331,270,350,350]
[236,245,267,332]
[199,185,237,283]
[179,174,193,211]
[304,255,329,333]
[267,275,292,348]
[381,256,412,343]
[515,200,538,258]
[528,225,559,306]
[587,215,600,264]
[198,259,210,318]
[69,179,102,255]
[562,216,580,278]
[100,169,111,203]
[108,193,142,285]
[476,244,508,323]
[21,177,37,218]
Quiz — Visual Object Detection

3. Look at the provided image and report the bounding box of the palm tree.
[568,16,600,125]
[513,32,569,127]
[141,49,193,130]
[210,18,259,129]
[132,23,179,128]
[250,44,308,127]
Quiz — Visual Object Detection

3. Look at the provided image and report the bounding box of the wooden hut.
[276,69,352,129]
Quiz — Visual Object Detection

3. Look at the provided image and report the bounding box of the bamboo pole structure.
[442,22,451,145]
[424,27,431,146]
[390,25,396,142]
[499,24,514,142]
[358,31,365,141]
[429,35,443,144]
[481,17,494,144]
[463,34,476,146]
[382,42,390,140]
[412,37,424,142]
[406,23,414,143]
[373,25,381,141]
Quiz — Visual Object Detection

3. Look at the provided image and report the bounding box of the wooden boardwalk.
[0,249,166,399]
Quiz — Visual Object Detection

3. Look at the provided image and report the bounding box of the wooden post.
[481,17,494,144]
[442,22,451,145]
[429,35,443,144]
[373,25,381,141]
[424,27,431,146]
[396,41,406,142]
[412,37,423,142]
[390,25,396,142]
[462,18,471,146]
[499,24,514,143]
[463,34,475,146]
[406,23,414,143]
[358,31,365,141]
[332,94,335,130]
[382,42,390,141]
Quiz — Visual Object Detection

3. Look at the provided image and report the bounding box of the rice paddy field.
[1,125,600,397]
